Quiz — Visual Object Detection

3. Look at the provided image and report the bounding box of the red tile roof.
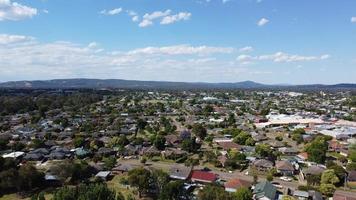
[225,178,251,189]
[191,170,217,183]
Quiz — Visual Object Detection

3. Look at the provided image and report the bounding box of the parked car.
[280,176,292,182]
[271,182,283,189]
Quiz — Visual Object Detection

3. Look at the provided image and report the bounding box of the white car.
[271,182,283,189]
[280,176,292,182]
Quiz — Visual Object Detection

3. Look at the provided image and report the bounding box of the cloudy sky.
[0,0,355,84]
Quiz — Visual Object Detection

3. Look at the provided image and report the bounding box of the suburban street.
[118,158,356,198]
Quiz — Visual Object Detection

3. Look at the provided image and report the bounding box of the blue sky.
[0,0,355,84]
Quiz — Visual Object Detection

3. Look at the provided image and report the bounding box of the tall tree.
[305,136,328,164]
[234,187,252,200]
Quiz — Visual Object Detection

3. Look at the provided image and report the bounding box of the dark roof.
[112,164,139,172]
[169,165,192,180]
[253,159,273,168]
[308,190,323,200]
[217,141,241,150]
[23,153,43,161]
[32,148,50,155]
[303,165,325,175]
[253,181,277,200]
[276,160,294,171]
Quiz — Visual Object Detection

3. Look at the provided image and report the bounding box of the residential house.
[252,159,273,172]
[2,151,25,159]
[296,152,308,163]
[302,165,325,181]
[169,165,192,180]
[276,160,295,176]
[112,164,138,174]
[278,147,298,156]
[308,190,323,200]
[162,148,187,160]
[328,140,344,152]
[293,190,309,200]
[165,134,180,147]
[253,181,277,200]
[97,147,116,156]
[95,171,112,181]
[140,146,161,157]
[190,170,217,184]
[224,178,251,193]
[217,141,241,151]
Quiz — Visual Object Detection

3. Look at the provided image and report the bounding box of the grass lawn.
[0,194,53,200]
[106,175,137,199]
[327,152,345,159]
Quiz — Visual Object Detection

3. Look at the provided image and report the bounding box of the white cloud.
[222,0,231,3]
[42,9,49,14]
[143,9,171,21]
[127,10,139,22]
[257,18,269,26]
[0,34,34,45]
[320,54,330,60]
[237,52,330,63]
[132,15,139,22]
[351,17,356,23]
[138,10,191,27]
[100,8,122,15]
[0,0,37,21]
[139,19,153,27]
[127,45,234,55]
[0,34,243,82]
[88,42,98,48]
[239,46,254,53]
[160,12,191,25]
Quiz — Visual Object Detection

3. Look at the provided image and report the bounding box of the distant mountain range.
[0,79,355,90]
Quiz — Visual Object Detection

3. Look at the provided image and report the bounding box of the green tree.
[128,168,152,197]
[192,124,207,140]
[227,113,236,126]
[234,187,252,200]
[349,150,356,162]
[159,181,185,200]
[181,137,200,153]
[103,156,117,170]
[17,163,44,191]
[319,183,336,197]
[198,184,233,200]
[306,174,321,186]
[321,169,339,185]
[327,163,346,186]
[73,137,85,148]
[305,136,328,164]
[233,131,252,145]
[347,162,356,171]
[154,135,166,150]
[152,169,169,195]
[52,183,121,200]
[255,144,272,158]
